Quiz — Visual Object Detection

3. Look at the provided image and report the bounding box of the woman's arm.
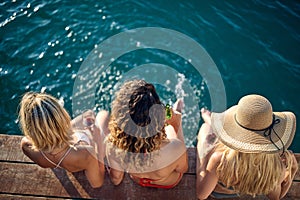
[165,117,188,174]
[105,157,125,185]
[20,137,47,167]
[95,110,110,162]
[196,114,219,200]
[279,152,298,199]
[174,150,188,174]
[268,152,298,199]
[108,167,125,185]
[105,147,125,185]
[165,108,185,143]
[267,174,282,200]
[84,149,105,188]
[196,151,220,200]
[95,111,125,185]
[20,136,33,155]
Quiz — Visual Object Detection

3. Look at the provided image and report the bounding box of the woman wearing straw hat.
[196,94,298,199]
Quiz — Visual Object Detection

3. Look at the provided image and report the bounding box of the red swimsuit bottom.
[131,173,183,189]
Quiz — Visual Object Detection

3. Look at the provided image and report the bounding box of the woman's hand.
[165,99,183,134]
[166,109,182,134]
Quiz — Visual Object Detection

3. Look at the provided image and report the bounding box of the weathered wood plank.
[206,182,300,200]
[187,147,196,174]
[0,162,196,199]
[294,154,300,181]
[0,134,299,200]
[0,134,32,163]
[0,161,298,200]
[0,194,62,199]
[284,182,300,200]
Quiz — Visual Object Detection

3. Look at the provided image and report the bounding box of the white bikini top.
[40,130,93,169]
[40,147,72,169]
[74,131,91,145]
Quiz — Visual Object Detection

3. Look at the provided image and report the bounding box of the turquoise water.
[1,0,299,151]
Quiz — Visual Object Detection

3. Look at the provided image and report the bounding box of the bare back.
[107,124,188,187]
[21,136,105,188]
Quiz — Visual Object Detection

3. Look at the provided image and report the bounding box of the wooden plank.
[0,194,65,199]
[206,183,300,200]
[283,182,300,200]
[0,162,196,199]
[294,154,300,181]
[187,147,196,174]
[0,161,298,200]
[0,134,299,200]
[0,134,31,163]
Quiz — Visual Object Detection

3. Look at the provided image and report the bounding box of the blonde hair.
[19,92,72,152]
[215,142,292,197]
[107,80,167,171]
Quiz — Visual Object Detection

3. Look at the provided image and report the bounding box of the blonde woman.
[105,80,188,188]
[196,94,298,199]
[19,92,105,188]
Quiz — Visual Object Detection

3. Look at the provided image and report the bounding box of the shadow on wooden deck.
[0,134,299,199]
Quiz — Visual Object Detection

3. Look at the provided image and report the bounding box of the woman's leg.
[95,110,110,162]
[96,110,110,136]
[172,99,185,143]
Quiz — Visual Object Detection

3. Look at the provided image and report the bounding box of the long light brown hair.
[215,142,293,197]
[19,92,72,152]
[106,80,167,171]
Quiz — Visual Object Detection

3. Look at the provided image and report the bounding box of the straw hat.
[211,94,296,153]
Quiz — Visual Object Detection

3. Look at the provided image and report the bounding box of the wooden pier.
[0,134,299,200]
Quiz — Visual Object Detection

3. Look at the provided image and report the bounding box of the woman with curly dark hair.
[105,79,188,188]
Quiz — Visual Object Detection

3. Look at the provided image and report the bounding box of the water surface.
[1,0,299,151]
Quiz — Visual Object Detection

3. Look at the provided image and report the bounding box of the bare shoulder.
[162,138,186,155]
[58,145,99,172]
[21,136,32,148]
[20,137,38,155]
[70,144,99,165]
[20,137,49,167]
[156,139,187,168]
[70,144,96,159]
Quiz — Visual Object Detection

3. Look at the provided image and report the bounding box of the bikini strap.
[56,146,72,168]
[40,151,63,169]
[40,146,72,169]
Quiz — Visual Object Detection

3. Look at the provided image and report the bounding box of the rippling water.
[1,0,299,151]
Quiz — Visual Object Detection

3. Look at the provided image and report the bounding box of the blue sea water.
[0,0,299,151]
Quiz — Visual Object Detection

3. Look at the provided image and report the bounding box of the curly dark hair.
[106,80,167,171]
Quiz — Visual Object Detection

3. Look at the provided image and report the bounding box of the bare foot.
[201,108,211,125]
[173,99,184,113]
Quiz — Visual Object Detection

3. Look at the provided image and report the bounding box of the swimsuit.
[210,191,239,198]
[74,131,91,145]
[40,147,72,169]
[210,182,239,198]
[40,132,90,169]
[131,172,183,189]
